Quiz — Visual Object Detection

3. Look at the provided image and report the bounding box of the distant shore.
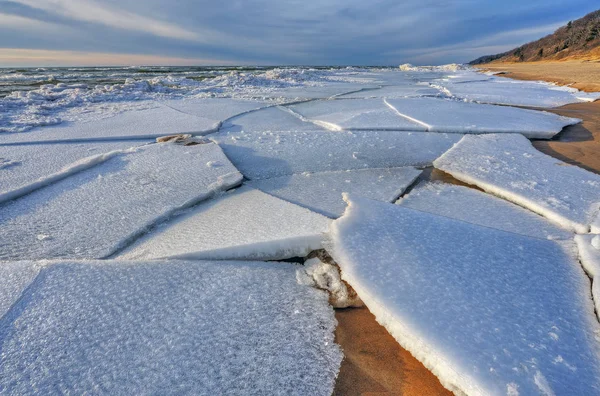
[474,59,600,93]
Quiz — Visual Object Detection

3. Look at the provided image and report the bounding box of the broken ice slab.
[211,129,461,180]
[249,167,422,218]
[397,182,572,240]
[0,142,242,260]
[329,195,600,396]
[288,98,426,131]
[434,134,600,233]
[157,97,271,122]
[0,259,342,395]
[0,261,43,318]
[385,97,580,138]
[437,77,600,108]
[0,105,219,145]
[0,140,148,204]
[575,234,600,320]
[119,186,330,261]
[335,84,443,99]
[220,105,321,133]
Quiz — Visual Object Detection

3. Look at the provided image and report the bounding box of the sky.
[0,0,597,66]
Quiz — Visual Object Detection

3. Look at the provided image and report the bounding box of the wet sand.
[475,60,600,93]
[332,72,600,395]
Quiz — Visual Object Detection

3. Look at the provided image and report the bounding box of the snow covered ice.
[398,182,572,240]
[0,142,242,260]
[212,129,460,180]
[0,140,147,204]
[434,134,600,233]
[575,234,600,320]
[120,186,331,261]
[0,261,43,318]
[384,97,580,138]
[329,195,600,396]
[220,105,320,133]
[288,98,426,131]
[0,259,342,395]
[249,167,422,218]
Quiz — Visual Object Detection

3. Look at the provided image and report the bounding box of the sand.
[475,60,600,93]
[333,64,600,395]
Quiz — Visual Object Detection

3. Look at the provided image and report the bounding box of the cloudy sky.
[0,0,597,66]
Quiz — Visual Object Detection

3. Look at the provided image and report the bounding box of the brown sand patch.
[475,60,600,92]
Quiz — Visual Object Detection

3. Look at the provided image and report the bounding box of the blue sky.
[0,0,597,66]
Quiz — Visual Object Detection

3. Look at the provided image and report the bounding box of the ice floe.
[220,105,320,133]
[288,99,425,131]
[575,234,600,319]
[329,195,600,395]
[0,259,342,395]
[434,134,600,233]
[0,140,147,204]
[437,77,600,108]
[250,167,422,218]
[398,182,572,240]
[335,84,443,99]
[158,97,271,122]
[0,142,242,260]
[385,97,580,138]
[120,186,330,261]
[212,130,460,180]
[0,105,219,144]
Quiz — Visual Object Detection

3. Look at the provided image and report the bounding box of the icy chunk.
[437,78,600,108]
[120,186,330,261]
[221,105,320,133]
[385,97,579,138]
[0,259,342,395]
[288,99,425,131]
[0,261,43,318]
[0,143,242,260]
[0,106,218,144]
[250,167,422,218]
[211,130,460,180]
[297,257,363,308]
[434,134,600,233]
[398,182,572,240]
[0,141,147,204]
[329,195,600,395]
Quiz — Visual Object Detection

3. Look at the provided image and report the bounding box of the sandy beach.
[334,65,600,395]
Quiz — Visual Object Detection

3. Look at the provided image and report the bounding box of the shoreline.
[333,65,600,394]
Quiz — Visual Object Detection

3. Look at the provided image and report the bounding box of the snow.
[221,105,321,133]
[0,140,147,204]
[297,257,363,308]
[0,105,218,144]
[329,195,600,396]
[436,77,600,108]
[0,142,243,260]
[249,167,422,218]
[575,234,600,320]
[398,182,572,240]
[119,186,331,261]
[0,261,43,318]
[0,259,342,395]
[288,99,426,131]
[211,129,461,180]
[434,134,600,233]
[384,97,580,138]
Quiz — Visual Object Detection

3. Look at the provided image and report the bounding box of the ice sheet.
[385,97,580,138]
[158,97,271,122]
[0,105,218,144]
[329,195,600,395]
[211,130,460,180]
[437,78,600,108]
[336,84,443,99]
[120,186,330,261]
[250,167,422,218]
[434,134,600,233]
[221,105,321,133]
[0,143,243,260]
[288,99,425,131]
[0,140,148,204]
[0,261,43,318]
[0,259,342,395]
[398,182,572,240]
